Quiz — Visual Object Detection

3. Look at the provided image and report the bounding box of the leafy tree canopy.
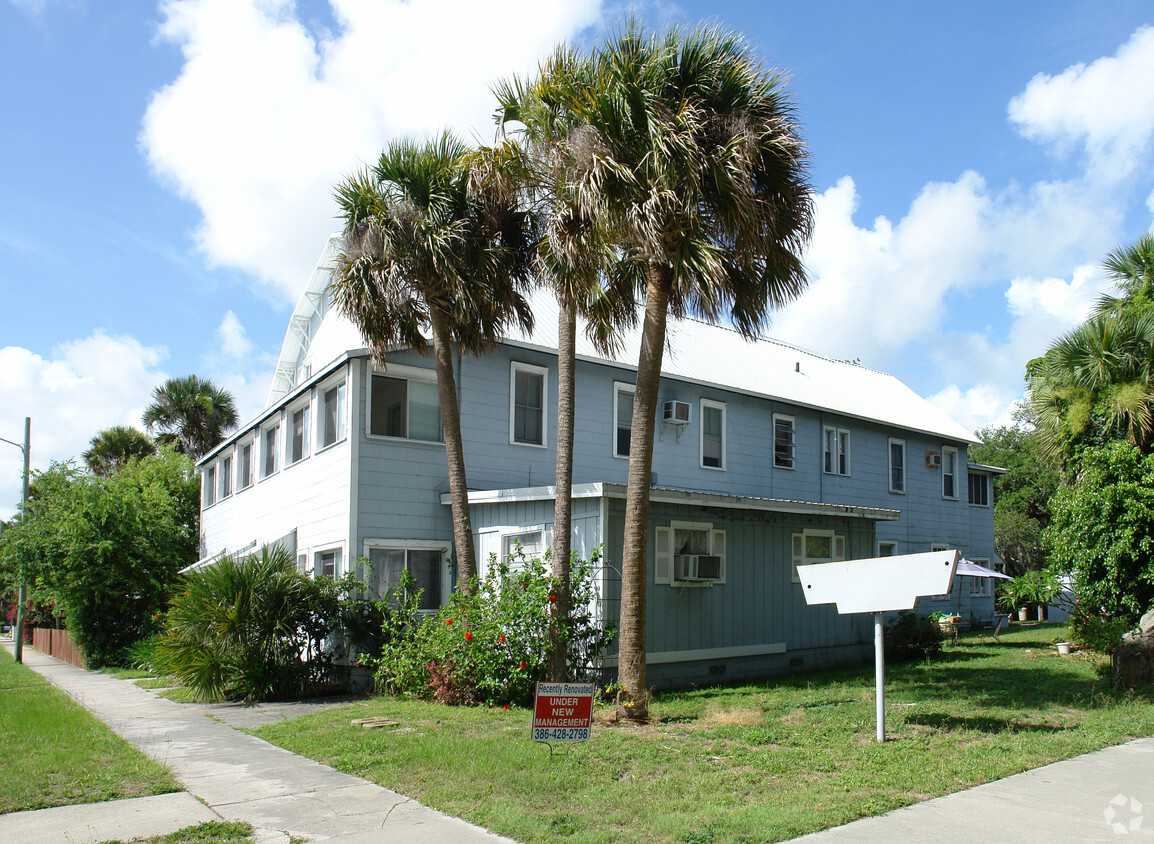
[83,425,156,476]
[142,375,239,462]
[0,448,200,667]
[1044,441,1154,620]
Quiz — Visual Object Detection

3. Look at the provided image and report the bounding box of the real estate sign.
[532,681,594,743]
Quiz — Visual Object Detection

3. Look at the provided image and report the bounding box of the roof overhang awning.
[441,482,901,521]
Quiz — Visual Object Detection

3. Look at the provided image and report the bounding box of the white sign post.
[797,549,958,742]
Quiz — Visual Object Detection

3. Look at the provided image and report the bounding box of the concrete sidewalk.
[1,639,514,843]
[791,735,1154,842]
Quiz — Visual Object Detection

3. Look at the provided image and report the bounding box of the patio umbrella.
[957,558,1011,579]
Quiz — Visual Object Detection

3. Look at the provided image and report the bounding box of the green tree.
[329,132,535,593]
[1044,441,1154,620]
[970,424,1059,575]
[493,47,636,682]
[568,23,813,718]
[1095,231,1154,318]
[142,375,239,462]
[0,448,200,667]
[82,426,156,476]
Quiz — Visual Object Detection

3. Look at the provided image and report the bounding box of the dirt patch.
[780,708,809,726]
[700,704,765,728]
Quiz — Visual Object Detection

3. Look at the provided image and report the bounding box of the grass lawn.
[0,649,179,814]
[251,624,1154,843]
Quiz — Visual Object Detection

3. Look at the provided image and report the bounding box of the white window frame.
[968,557,993,596]
[500,525,549,567]
[942,446,958,500]
[773,414,795,470]
[823,426,851,476]
[654,520,726,586]
[509,362,548,448]
[791,529,846,583]
[314,546,343,579]
[613,381,635,459]
[929,543,950,599]
[261,420,279,479]
[889,438,906,494]
[700,399,726,470]
[287,402,309,466]
[318,378,347,451]
[367,364,443,444]
[968,471,990,507]
[363,539,449,611]
[202,464,216,507]
[237,437,255,491]
[219,453,233,499]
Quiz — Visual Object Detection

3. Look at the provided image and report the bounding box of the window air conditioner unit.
[926,453,942,469]
[663,400,690,424]
[674,554,722,582]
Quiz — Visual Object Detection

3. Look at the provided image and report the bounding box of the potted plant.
[998,575,1031,622]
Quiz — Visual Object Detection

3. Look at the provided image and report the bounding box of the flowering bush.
[369,547,613,707]
[1066,600,1137,654]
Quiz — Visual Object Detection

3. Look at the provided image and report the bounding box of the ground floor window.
[367,543,444,611]
[791,529,846,583]
[968,557,992,596]
[314,548,341,578]
[655,521,726,585]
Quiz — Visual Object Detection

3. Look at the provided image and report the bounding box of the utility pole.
[1,417,30,663]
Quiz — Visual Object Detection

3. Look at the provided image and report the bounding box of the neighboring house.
[196,237,1000,687]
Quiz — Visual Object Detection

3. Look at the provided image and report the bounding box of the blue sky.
[2,0,1154,518]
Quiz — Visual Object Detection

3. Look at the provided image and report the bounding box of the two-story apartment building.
[196,237,999,687]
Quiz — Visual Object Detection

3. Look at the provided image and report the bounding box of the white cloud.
[0,333,171,520]
[140,0,603,303]
[200,311,276,426]
[216,310,254,359]
[1008,25,1154,182]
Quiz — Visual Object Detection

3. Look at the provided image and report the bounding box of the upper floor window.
[823,426,851,475]
[320,381,347,449]
[289,405,309,465]
[202,464,216,507]
[220,454,233,499]
[889,438,906,493]
[773,414,795,469]
[262,422,279,478]
[968,471,990,506]
[238,440,254,490]
[370,372,442,442]
[942,446,958,499]
[700,399,726,469]
[510,362,547,447]
[614,382,634,458]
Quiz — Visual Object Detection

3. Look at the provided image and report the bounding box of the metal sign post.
[797,549,958,743]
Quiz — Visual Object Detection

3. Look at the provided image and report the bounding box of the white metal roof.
[268,236,978,444]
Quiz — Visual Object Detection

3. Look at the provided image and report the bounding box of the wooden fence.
[30,627,86,669]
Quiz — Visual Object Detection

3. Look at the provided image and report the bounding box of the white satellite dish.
[797,549,960,742]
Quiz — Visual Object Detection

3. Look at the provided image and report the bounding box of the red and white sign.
[531,681,594,742]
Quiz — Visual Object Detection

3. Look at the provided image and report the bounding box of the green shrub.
[155,545,353,703]
[1066,600,1136,654]
[884,611,944,662]
[369,548,613,707]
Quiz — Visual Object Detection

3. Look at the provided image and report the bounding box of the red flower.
[519,661,527,670]
[465,632,473,641]
[499,634,506,644]
[446,619,453,626]
[503,704,510,710]
[549,594,557,603]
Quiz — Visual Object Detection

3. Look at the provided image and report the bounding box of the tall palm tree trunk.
[549,296,577,681]
[428,306,479,594]
[617,266,672,720]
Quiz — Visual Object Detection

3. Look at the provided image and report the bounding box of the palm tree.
[83,426,156,476]
[493,48,637,682]
[330,132,535,594]
[568,23,814,718]
[1095,232,1154,317]
[142,376,239,462]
